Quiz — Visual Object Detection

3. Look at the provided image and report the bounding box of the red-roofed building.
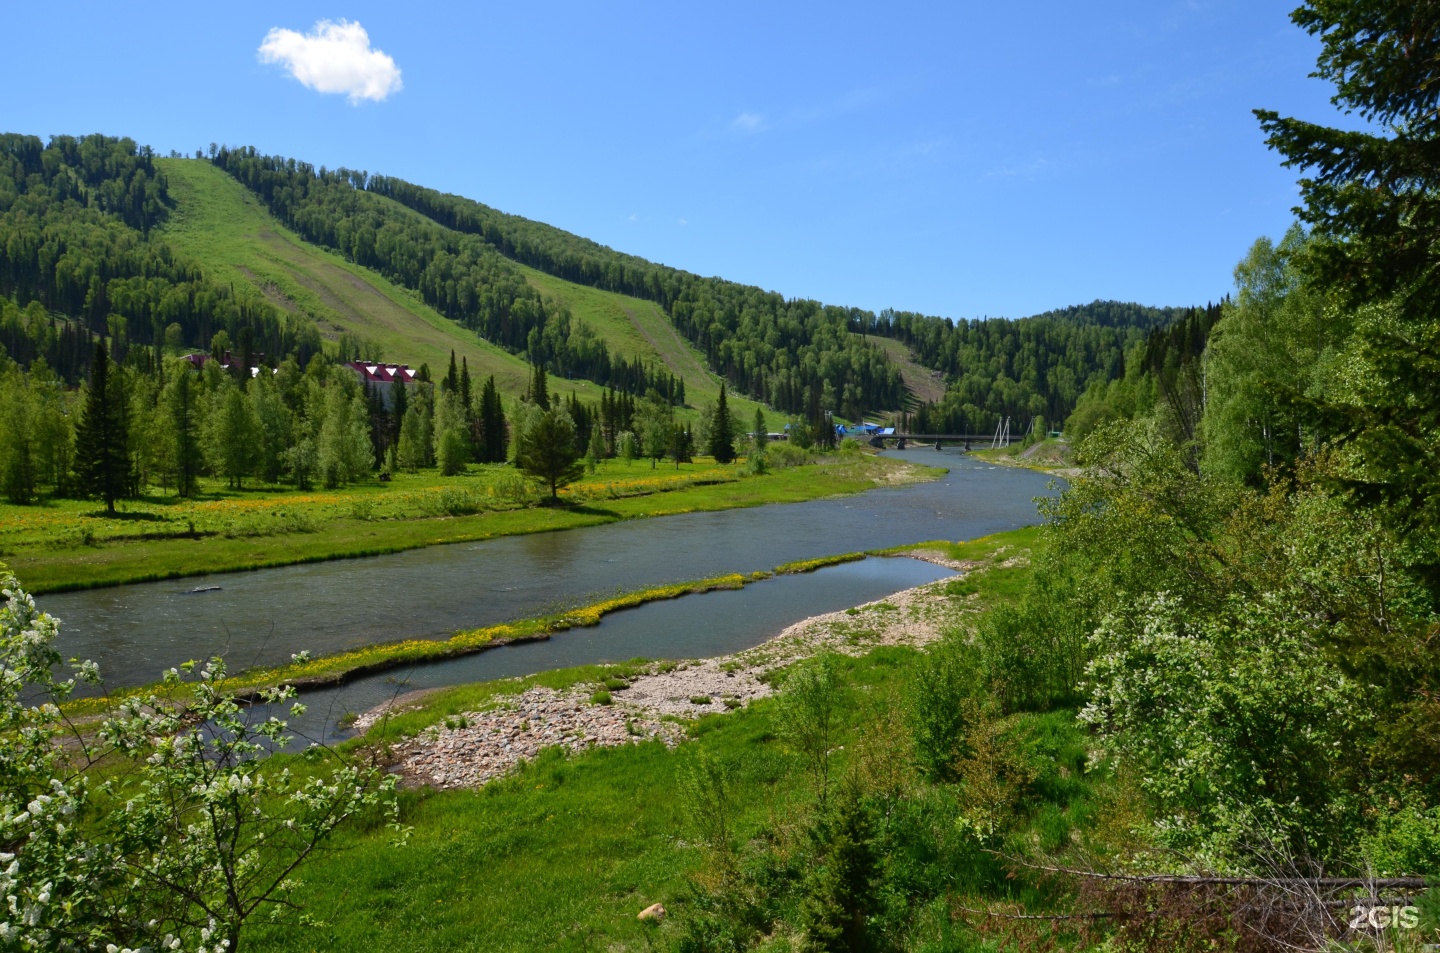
[345,362,419,407]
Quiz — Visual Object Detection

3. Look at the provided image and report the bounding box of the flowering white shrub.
[0,565,399,952]
[1080,591,1366,866]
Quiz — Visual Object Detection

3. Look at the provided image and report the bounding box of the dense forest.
[878,301,1216,433]
[215,150,907,419]
[1,131,1193,439]
[364,171,1188,426]
[0,133,320,380]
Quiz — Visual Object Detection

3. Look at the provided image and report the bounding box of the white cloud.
[731,111,766,134]
[678,218,688,226]
[258,19,402,104]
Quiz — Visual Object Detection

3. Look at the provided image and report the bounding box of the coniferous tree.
[529,361,550,411]
[74,344,131,514]
[516,408,583,500]
[165,369,202,498]
[709,384,736,464]
[476,375,508,464]
[1256,0,1440,556]
[443,350,459,394]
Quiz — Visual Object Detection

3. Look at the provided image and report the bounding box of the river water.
[41,449,1057,696]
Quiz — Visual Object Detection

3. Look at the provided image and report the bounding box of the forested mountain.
[213,148,908,420]
[0,133,318,381]
[869,302,1219,432]
[2,130,1192,432]
[351,166,1194,427]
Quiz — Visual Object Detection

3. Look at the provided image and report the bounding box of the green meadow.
[2,453,940,593]
[238,529,1105,953]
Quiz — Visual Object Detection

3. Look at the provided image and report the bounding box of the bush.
[422,485,486,517]
[908,634,982,781]
[766,441,814,468]
[589,689,613,705]
[975,597,1087,713]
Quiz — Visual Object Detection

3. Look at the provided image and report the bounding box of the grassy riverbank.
[60,549,909,717]
[969,437,1077,475]
[238,528,1104,953]
[5,453,939,594]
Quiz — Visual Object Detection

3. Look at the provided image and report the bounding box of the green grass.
[158,159,775,427]
[158,159,545,397]
[869,525,1043,564]
[233,528,1103,953]
[773,552,866,574]
[3,454,943,594]
[971,437,1075,473]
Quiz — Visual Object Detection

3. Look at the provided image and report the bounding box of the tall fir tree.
[477,375,508,464]
[709,383,736,464]
[529,361,550,411]
[166,369,202,498]
[443,350,459,394]
[516,408,582,500]
[74,343,132,514]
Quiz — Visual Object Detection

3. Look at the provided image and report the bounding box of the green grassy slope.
[159,160,587,401]
[852,332,948,408]
[159,159,771,424]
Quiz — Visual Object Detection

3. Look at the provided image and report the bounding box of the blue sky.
[7,2,1342,318]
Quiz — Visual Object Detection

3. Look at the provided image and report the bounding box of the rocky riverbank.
[368,554,983,791]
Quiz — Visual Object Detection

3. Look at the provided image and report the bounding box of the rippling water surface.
[42,449,1056,690]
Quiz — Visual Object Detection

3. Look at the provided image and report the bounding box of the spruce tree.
[530,361,550,411]
[443,351,459,394]
[709,384,736,464]
[516,408,582,500]
[166,369,202,498]
[477,375,507,463]
[74,343,131,514]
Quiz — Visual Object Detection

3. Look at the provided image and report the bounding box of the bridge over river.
[867,432,1024,450]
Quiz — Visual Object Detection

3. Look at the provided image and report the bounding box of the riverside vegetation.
[1,2,1439,949]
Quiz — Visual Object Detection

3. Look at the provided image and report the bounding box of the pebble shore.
[364,554,985,791]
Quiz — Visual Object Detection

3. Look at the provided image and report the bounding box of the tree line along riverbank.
[4,448,939,594]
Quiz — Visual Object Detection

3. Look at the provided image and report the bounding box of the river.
[41,449,1057,695]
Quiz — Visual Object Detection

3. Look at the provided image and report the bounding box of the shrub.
[421,485,487,517]
[767,442,814,469]
[908,634,982,781]
[589,689,613,705]
[975,597,1087,713]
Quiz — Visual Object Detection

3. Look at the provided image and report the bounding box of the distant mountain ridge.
[0,133,1207,431]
